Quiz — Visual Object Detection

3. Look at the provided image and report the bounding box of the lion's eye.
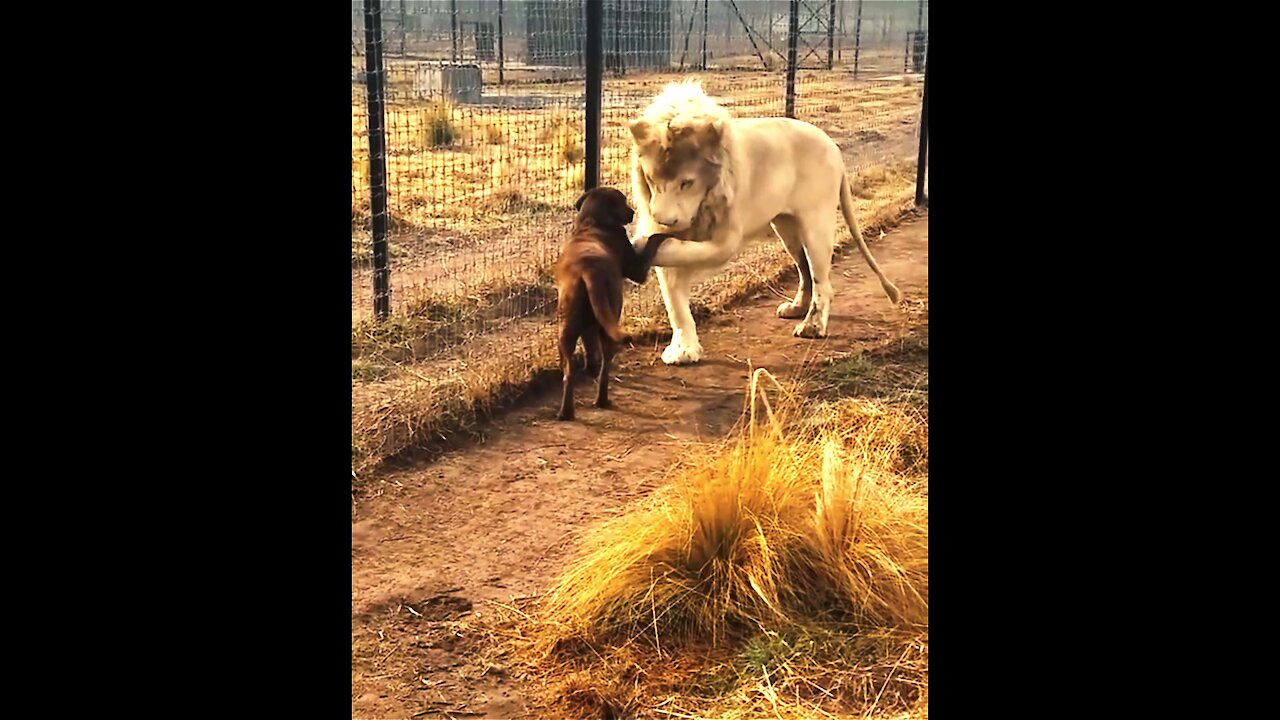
[680,179,694,190]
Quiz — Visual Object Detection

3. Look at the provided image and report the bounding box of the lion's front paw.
[776,300,810,319]
[793,321,827,339]
[661,341,703,365]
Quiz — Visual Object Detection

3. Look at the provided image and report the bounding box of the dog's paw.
[776,300,810,319]
[556,409,575,421]
[793,321,828,339]
[662,341,703,365]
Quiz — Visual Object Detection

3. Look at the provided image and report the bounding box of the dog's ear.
[574,191,591,212]
[611,195,635,225]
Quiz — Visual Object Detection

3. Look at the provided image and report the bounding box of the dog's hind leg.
[581,324,603,375]
[595,335,617,409]
[770,215,813,319]
[557,309,585,421]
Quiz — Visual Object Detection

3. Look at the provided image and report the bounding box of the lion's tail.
[582,271,626,343]
[839,175,902,305]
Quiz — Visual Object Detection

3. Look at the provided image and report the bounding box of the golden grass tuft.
[418,100,458,148]
[514,370,928,718]
[480,121,506,145]
[539,115,585,164]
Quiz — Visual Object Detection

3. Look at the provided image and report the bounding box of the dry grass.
[538,114,586,164]
[481,120,506,145]
[351,319,561,479]
[850,160,917,200]
[352,71,922,240]
[350,69,926,475]
[503,370,928,719]
[349,193,919,479]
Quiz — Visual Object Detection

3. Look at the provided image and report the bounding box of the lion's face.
[630,116,726,233]
[636,157,707,232]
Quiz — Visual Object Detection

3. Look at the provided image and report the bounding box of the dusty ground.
[351,212,929,719]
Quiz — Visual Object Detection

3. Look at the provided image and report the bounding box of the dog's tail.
[839,174,902,305]
[582,271,626,343]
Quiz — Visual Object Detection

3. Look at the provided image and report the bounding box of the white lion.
[628,80,901,365]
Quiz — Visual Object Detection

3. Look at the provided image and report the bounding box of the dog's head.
[574,186,635,228]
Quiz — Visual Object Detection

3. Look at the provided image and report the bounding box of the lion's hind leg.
[791,210,837,339]
[770,214,813,320]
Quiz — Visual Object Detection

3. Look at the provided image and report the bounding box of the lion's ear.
[629,119,651,143]
[699,118,726,145]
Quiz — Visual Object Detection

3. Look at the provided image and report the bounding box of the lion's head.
[629,80,735,238]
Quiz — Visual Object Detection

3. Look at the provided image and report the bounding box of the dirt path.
[351,212,929,719]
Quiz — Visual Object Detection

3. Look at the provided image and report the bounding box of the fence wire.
[352,0,928,463]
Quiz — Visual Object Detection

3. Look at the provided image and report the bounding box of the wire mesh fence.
[352,0,928,469]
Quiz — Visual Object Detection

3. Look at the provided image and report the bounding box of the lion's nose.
[655,216,677,226]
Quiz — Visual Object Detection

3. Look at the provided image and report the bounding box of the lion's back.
[732,117,840,157]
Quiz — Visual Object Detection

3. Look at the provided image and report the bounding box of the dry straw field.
[350,67,924,476]
[510,369,929,719]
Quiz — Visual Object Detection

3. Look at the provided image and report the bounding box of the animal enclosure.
[352,0,929,468]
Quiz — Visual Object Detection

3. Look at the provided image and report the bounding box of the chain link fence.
[352,0,927,469]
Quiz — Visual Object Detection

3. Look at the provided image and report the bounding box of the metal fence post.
[913,1,927,75]
[838,0,844,62]
[785,0,798,117]
[363,0,391,320]
[585,0,603,191]
[701,0,709,70]
[915,51,928,207]
[853,0,862,76]
[826,0,835,69]
[497,0,505,84]
[613,0,623,76]
[450,0,459,62]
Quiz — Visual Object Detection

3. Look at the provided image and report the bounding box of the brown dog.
[555,187,670,421]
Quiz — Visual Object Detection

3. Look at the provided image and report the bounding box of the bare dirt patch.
[352,212,929,719]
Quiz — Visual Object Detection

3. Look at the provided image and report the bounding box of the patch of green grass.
[814,353,875,396]
[811,324,928,410]
[740,626,833,676]
[737,624,917,682]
